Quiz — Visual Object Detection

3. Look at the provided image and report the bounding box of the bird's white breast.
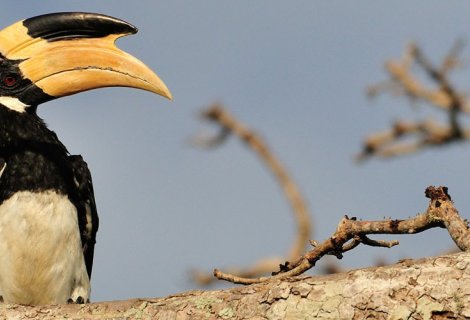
[0,191,89,305]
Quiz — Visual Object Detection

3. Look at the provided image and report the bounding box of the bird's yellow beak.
[0,12,172,101]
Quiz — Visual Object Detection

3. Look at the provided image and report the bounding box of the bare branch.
[357,118,454,161]
[215,186,470,285]
[359,41,470,161]
[192,104,312,284]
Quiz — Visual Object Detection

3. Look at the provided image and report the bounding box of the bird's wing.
[68,155,99,280]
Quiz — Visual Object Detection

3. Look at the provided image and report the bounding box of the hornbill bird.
[0,12,171,305]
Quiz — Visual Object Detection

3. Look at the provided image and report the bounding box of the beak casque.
[0,12,172,101]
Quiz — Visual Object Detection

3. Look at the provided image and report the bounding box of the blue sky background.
[2,2,470,301]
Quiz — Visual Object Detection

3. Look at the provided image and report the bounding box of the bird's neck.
[0,105,72,203]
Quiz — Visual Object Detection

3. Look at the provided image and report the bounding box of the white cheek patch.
[0,96,30,113]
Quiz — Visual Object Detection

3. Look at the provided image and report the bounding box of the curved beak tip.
[163,88,173,101]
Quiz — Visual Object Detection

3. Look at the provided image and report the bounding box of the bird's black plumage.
[69,155,99,279]
[0,105,98,279]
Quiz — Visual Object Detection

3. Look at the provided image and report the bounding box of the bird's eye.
[2,74,19,88]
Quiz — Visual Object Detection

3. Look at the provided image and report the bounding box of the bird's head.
[0,12,172,113]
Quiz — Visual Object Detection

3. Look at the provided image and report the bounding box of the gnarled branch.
[215,186,470,285]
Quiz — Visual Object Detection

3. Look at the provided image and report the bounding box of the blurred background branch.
[359,40,470,161]
[191,104,312,285]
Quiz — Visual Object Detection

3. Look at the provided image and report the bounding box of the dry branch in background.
[214,186,470,285]
[191,104,312,285]
[358,41,470,161]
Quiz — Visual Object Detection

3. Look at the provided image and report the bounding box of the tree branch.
[359,41,470,161]
[6,251,470,319]
[214,186,470,285]
[191,104,312,285]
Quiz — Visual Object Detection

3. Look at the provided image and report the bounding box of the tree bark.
[2,252,470,319]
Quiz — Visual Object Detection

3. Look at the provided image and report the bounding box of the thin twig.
[440,39,466,74]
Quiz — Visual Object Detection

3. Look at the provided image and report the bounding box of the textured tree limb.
[359,41,470,161]
[191,104,312,285]
[214,186,470,285]
[6,251,470,319]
